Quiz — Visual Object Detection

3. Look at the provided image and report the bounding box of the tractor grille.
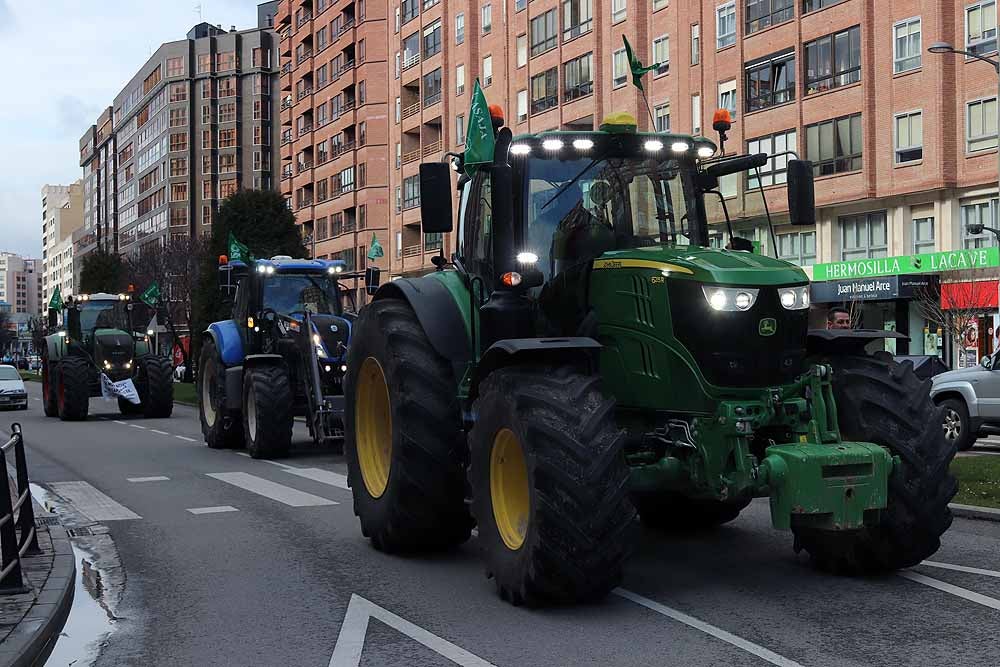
[668,281,807,388]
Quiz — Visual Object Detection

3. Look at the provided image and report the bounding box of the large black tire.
[793,353,957,573]
[243,365,293,459]
[137,355,174,418]
[469,367,636,606]
[198,338,244,449]
[57,356,90,421]
[118,397,143,416]
[939,398,974,452]
[41,354,58,417]
[343,299,472,552]
[632,492,751,531]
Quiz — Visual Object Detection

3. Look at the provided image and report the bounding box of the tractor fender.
[471,337,602,400]
[44,335,66,363]
[205,320,245,366]
[373,276,472,369]
[807,328,909,357]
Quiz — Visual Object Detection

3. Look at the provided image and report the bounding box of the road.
[7,380,1000,667]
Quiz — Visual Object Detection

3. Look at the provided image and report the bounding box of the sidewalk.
[0,501,76,667]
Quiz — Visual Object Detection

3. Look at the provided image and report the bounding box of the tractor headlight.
[103,360,112,370]
[778,286,810,310]
[125,361,132,369]
[702,286,759,312]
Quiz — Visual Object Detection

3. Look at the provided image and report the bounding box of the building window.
[170,208,187,227]
[530,68,559,114]
[530,9,558,56]
[654,0,668,8]
[717,2,736,48]
[806,113,862,176]
[482,4,492,34]
[653,35,669,75]
[169,82,187,102]
[894,111,923,163]
[169,157,187,177]
[220,102,237,123]
[967,1,998,56]
[516,0,526,10]
[216,51,236,71]
[456,13,465,43]
[718,80,737,119]
[483,56,493,86]
[142,66,161,94]
[517,90,528,123]
[203,154,214,174]
[202,79,215,98]
[913,217,935,253]
[967,97,998,152]
[457,64,466,95]
[220,180,238,200]
[422,68,442,106]
[517,35,528,67]
[170,183,188,202]
[197,54,212,74]
[747,129,796,188]
[402,32,420,68]
[840,211,888,261]
[962,199,999,248]
[395,97,401,123]
[776,231,816,266]
[169,108,187,127]
[564,53,593,101]
[253,100,268,121]
[219,154,236,174]
[220,128,237,148]
[745,50,794,111]
[563,0,593,41]
[613,49,628,87]
[803,0,845,11]
[654,103,670,131]
[692,94,701,135]
[612,0,626,23]
[403,175,420,209]
[202,129,213,149]
[745,0,794,34]
[169,133,187,152]
[423,19,442,58]
[359,80,367,104]
[805,26,861,94]
[401,0,418,25]
[691,24,700,65]
[166,57,185,77]
[894,17,921,73]
[456,114,466,144]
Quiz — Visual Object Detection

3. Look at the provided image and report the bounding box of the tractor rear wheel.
[632,493,751,531]
[243,365,293,459]
[198,338,243,449]
[137,355,174,418]
[57,356,90,421]
[41,354,58,417]
[469,367,636,606]
[793,353,957,573]
[343,299,472,552]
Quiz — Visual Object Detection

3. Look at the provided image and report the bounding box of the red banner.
[941,280,999,310]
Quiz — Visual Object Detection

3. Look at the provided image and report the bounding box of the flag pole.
[639,88,657,131]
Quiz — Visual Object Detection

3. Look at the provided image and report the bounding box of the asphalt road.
[7,381,1000,667]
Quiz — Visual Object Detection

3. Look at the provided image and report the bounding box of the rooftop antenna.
[194,3,203,21]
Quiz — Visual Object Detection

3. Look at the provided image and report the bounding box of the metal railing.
[0,424,39,594]
[401,101,421,120]
[422,140,442,157]
[401,149,421,165]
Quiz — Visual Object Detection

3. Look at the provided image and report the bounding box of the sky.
[0,0,263,259]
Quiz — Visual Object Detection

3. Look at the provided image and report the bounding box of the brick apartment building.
[77,3,281,259]
[275,0,391,304]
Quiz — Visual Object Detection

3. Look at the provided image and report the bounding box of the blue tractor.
[197,255,355,457]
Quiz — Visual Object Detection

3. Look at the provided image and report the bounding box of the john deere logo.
[759,318,777,336]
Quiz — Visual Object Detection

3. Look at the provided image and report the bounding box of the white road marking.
[206,472,337,507]
[899,571,1000,611]
[329,594,495,667]
[284,467,350,490]
[114,421,127,425]
[236,452,294,469]
[127,476,170,483]
[921,561,1000,579]
[48,481,142,521]
[614,588,804,667]
[187,506,239,515]
[175,435,198,442]
[32,397,40,402]
[150,429,169,435]
[129,424,146,430]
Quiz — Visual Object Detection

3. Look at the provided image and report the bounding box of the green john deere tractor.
[41,292,173,421]
[344,112,956,606]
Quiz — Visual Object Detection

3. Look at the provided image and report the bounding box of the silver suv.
[930,352,1000,451]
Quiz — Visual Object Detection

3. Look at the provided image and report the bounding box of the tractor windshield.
[262,273,343,318]
[78,301,129,333]
[523,153,699,280]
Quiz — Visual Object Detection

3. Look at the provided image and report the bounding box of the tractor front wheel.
[41,354,58,417]
[57,356,90,421]
[198,338,243,449]
[469,367,636,606]
[137,355,174,418]
[793,353,957,573]
[343,299,472,552]
[243,365,293,459]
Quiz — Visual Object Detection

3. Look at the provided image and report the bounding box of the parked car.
[0,365,28,411]
[931,351,1000,451]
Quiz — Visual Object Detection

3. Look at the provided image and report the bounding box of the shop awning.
[941,280,1000,310]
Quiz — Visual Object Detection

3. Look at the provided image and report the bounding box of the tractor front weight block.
[760,442,892,532]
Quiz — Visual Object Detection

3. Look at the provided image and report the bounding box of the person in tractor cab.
[827,307,853,330]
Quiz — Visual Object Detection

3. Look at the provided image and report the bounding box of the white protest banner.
[100,373,141,404]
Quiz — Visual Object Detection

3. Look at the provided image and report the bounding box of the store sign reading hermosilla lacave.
[813,247,1000,281]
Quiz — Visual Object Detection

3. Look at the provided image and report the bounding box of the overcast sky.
[0,1,263,259]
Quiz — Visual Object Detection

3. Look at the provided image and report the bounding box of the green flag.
[367,233,384,261]
[140,281,160,307]
[228,232,251,263]
[48,286,62,311]
[622,36,660,92]
[464,80,496,176]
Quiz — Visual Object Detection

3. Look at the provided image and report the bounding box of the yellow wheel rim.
[490,428,530,550]
[355,357,392,498]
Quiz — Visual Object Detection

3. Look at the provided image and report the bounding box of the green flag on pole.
[228,232,251,262]
[463,79,496,177]
[622,36,660,92]
[48,286,62,311]
[367,233,384,261]
[140,281,161,307]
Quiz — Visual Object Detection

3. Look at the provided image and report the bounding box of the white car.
[0,365,28,410]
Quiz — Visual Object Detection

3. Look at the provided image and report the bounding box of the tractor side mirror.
[787,160,816,226]
[218,264,238,301]
[365,266,381,295]
[419,163,454,233]
[67,307,82,340]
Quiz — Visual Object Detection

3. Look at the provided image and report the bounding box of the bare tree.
[913,270,996,367]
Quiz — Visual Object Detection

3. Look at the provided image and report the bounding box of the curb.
[950,502,1000,522]
[0,507,77,667]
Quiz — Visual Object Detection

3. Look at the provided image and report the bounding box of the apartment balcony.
[401,101,420,121]
[401,148,420,166]
[339,17,355,36]
[281,130,293,145]
[421,140,442,158]
[423,91,441,109]
[296,49,313,65]
[402,53,420,71]
[296,11,312,29]
[298,123,313,137]
[281,168,294,181]
[281,97,294,111]
[339,59,356,76]
[282,62,292,74]
[402,244,422,258]
[297,160,314,174]
[297,86,313,101]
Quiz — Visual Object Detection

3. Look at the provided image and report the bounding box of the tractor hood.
[594,246,808,286]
